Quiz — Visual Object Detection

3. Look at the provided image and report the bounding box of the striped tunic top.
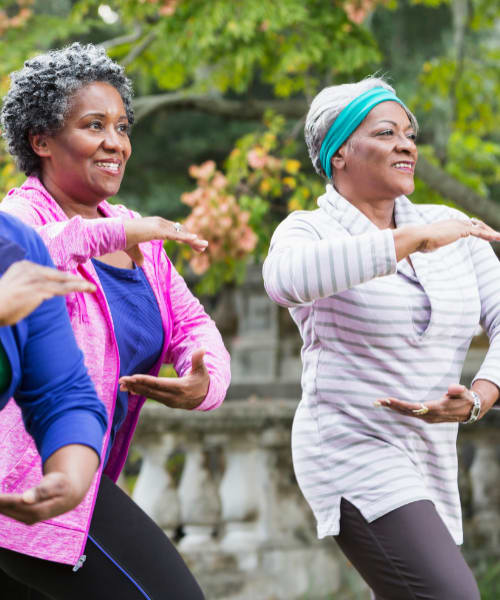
[262,184,500,543]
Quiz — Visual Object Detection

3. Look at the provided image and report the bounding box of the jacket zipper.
[72,554,86,572]
[74,263,121,565]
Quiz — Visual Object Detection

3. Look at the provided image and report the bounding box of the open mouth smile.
[95,161,121,175]
[392,161,414,173]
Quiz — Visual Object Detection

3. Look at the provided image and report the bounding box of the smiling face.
[332,101,418,204]
[31,81,131,213]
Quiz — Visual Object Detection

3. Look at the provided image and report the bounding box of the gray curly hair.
[304,76,418,181]
[1,42,134,176]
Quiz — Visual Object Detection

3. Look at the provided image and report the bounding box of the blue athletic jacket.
[0,212,107,463]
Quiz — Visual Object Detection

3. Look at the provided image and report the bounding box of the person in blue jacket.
[0,211,107,524]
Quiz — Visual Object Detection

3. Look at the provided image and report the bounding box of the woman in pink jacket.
[0,42,230,599]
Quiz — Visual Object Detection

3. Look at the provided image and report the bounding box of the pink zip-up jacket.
[0,176,231,566]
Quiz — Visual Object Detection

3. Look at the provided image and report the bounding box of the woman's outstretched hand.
[419,219,500,253]
[0,444,99,525]
[0,260,96,326]
[374,384,476,423]
[123,217,208,266]
[374,380,499,424]
[118,348,210,410]
[394,218,500,262]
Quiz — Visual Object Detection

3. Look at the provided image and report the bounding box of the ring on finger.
[412,403,429,416]
[173,222,182,233]
[470,218,481,227]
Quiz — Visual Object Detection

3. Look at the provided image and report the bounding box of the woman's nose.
[102,126,125,151]
[396,134,416,153]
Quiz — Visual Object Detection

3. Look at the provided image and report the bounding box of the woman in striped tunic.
[263,77,500,599]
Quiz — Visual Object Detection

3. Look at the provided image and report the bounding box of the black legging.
[335,498,479,600]
[0,475,205,600]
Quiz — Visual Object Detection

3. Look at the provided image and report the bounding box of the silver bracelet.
[462,390,481,425]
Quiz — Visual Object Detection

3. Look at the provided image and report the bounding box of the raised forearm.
[393,218,500,263]
[393,225,428,262]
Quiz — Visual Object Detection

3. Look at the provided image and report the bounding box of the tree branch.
[133,93,308,122]
[99,25,143,50]
[121,30,158,67]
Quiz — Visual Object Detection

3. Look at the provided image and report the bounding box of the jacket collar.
[317,183,432,284]
[19,176,115,221]
[317,183,423,235]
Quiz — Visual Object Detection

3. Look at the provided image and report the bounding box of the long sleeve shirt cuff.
[194,376,224,411]
[40,411,106,465]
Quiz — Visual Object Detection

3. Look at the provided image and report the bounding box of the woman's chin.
[93,182,123,200]
[396,180,415,197]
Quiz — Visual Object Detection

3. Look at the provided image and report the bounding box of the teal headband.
[319,86,407,179]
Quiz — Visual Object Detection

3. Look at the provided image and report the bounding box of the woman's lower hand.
[374,384,478,424]
[0,260,96,326]
[123,217,208,266]
[0,445,99,525]
[118,348,210,410]
[0,472,77,525]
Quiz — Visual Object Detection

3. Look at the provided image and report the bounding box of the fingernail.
[374,399,390,407]
[22,489,36,504]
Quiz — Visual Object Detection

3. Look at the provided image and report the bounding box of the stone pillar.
[219,433,261,570]
[469,433,500,550]
[230,266,279,383]
[178,437,221,551]
[132,433,180,538]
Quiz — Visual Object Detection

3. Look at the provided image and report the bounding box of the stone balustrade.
[129,399,363,600]
[459,408,500,562]
[126,384,500,600]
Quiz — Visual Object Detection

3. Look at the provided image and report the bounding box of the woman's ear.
[29,133,51,158]
[331,144,347,172]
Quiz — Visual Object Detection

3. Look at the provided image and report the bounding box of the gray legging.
[334,498,479,600]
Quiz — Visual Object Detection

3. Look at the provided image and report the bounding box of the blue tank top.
[92,258,164,464]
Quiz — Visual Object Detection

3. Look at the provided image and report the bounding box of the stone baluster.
[219,433,261,571]
[177,434,221,551]
[132,433,180,538]
[469,433,500,550]
[256,427,299,545]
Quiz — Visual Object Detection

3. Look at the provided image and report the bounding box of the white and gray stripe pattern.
[263,184,500,543]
